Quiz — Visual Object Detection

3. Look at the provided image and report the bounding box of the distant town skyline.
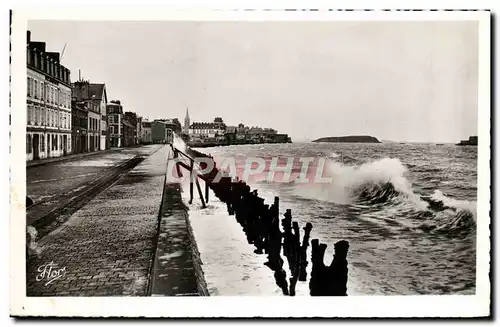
[28,20,478,143]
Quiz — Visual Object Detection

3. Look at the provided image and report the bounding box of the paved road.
[27,146,160,225]
[26,145,168,296]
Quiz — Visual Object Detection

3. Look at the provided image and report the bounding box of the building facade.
[151,121,174,144]
[189,122,226,138]
[122,119,135,147]
[136,116,143,145]
[26,31,72,161]
[107,100,123,148]
[141,120,152,144]
[71,100,89,154]
[72,81,108,152]
[124,112,138,145]
[156,118,182,134]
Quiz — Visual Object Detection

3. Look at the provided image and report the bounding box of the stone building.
[26,31,72,161]
[156,118,182,134]
[136,116,143,145]
[151,121,174,144]
[122,117,136,147]
[124,112,138,145]
[71,100,88,154]
[189,120,226,138]
[72,81,108,152]
[107,100,123,148]
[141,120,152,144]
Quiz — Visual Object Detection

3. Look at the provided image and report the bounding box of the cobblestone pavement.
[26,145,168,296]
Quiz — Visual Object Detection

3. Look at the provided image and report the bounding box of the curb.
[26,149,113,168]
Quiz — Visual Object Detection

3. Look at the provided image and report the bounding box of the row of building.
[26,31,181,162]
[181,110,291,146]
[26,30,290,161]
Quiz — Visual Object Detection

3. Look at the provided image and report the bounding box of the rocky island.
[456,136,478,146]
[312,135,381,143]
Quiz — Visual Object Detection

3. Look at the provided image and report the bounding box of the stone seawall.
[149,148,209,296]
[185,204,210,296]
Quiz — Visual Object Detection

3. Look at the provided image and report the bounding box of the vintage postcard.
[9,8,490,318]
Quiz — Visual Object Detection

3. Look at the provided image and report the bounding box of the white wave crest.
[294,157,428,209]
[430,190,477,222]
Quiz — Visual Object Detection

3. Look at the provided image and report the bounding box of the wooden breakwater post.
[184,146,350,297]
[310,239,349,296]
[299,222,313,282]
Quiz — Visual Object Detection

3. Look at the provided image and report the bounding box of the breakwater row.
[182,146,350,296]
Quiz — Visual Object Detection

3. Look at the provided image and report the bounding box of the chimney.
[30,41,46,53]
[27,30,31,44]
[46,52,60,62]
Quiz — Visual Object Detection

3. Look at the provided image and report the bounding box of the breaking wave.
[293,157,476,235]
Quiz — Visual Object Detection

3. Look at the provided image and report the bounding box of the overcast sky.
[28,20,478,142]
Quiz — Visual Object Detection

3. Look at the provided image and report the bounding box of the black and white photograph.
[9,8,491,318]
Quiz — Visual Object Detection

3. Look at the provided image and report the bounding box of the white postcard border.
[9,8,491,318]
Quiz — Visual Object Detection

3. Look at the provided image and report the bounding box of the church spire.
[183,107,190,134]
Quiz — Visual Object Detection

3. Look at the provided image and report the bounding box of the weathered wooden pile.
[183,147,350,296]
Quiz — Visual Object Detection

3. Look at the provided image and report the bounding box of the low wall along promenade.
[168,145,351,296]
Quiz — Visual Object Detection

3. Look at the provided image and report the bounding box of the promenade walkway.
[26,145,167,296]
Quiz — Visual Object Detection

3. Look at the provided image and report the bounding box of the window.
[34,107,39,125]
[30,105,34,124]
[34,80,38,99]
[40,107,45,125]
[26,135,31,154]
[40,82,44,100]
[27,77,30,96]
[60,135,62,150]
[40,135,45,152]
